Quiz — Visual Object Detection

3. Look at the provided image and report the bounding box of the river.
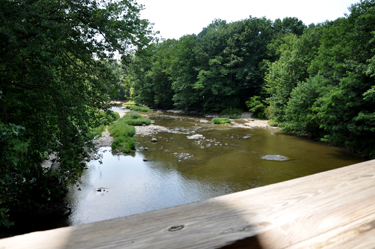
[65,109,363,226]
[10,108,364,234]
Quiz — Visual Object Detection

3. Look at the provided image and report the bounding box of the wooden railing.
[1,160,375,249]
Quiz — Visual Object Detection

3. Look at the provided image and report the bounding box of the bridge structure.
[1,160,375,248]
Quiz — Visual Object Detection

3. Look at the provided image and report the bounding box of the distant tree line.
[128,16,305,112]
[125,0,375,158]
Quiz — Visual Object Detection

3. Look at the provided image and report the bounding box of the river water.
[64,110,363,227]
[5,109,364,237]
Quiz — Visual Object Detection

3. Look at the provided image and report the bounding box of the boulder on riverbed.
[151,138,158,142]
[187,134,204,139]
[242,134,253,139]
[261,155,291,161]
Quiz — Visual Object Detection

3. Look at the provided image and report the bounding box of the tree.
[273,17,306,37]
[107,60,132,101]
[273,0,375,158]
[149,39,177,109]
[131,39,177,109]
[130,44,156,106]
[265,24,324,121]
[283,75,332,137]
[193,19,230,111]
[0,0,152,227]
[170,34,200,110]
[193,17,274,112]
[307,0,375,156]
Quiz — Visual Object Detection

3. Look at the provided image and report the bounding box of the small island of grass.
[108,111,151,153]
[125,105,151,112]
[212,118,231,124]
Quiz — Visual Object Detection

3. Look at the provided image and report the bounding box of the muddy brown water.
[8,110,365,235]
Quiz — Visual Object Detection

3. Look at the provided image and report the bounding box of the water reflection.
[68,147,233,226]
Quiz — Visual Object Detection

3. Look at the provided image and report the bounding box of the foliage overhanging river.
[20,108,365,233]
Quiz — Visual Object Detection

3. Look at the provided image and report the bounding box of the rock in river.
[242,134,253,139]
[151,138,158,142]
[96,187,108,192]
[187,134,204,139]
[261,155,290,161]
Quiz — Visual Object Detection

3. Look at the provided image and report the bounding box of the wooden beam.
[1,160,375,249]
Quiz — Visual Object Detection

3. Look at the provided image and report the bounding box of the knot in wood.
[168,225,184,232]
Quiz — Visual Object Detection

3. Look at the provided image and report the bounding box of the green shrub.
[268,120,279,127]
[246,96,267,119]
[0,206,14,228]
[212,118,231,124]
[125,105,151,112]
[88,111,120,139]
[98,111,120,125]
[88,124,106,139]
[108,121,135,137]
[220,107,242,116]
[111,136,136,153]
[125,111,142,119]
[121,111,151,126]
[111,112,121,121]
[123,100,136,106]
[107,111,150,153]
[123,119,151,126]
[108,118,137,153]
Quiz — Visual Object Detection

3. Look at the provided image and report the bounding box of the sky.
[136,0,360,40]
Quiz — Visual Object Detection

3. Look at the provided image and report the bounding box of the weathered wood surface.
[1,160,375,249]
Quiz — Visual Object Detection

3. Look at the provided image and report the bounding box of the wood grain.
[1,160,375,249]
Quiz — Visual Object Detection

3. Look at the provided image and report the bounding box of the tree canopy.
[265,0,375,157]
[130,16,304,111]
[0,0,152,227]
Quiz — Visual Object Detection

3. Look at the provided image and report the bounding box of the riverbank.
[231,118,274,129]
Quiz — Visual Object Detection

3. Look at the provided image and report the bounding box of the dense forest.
[125,0,375,158]
[0,0,152,229]
[1,0,375,232]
